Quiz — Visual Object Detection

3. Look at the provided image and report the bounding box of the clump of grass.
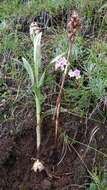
[64,38,107,118]
[0,0,72,18]
[88,165,107,190]
[52,13,107,120]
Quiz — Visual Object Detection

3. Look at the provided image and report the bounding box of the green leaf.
[89,182,97,190]
[50,52,66,64]
[39,71,45,87]
[22,57,34,86]
[89,78,105,98]
[0,20,6,30]
[33,32,42,86]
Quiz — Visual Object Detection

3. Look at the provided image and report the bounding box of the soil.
[0,109,106,190]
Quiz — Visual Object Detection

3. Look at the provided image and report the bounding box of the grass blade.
[50,52,66,64]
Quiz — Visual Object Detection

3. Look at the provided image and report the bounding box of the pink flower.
[68,69,81,79]
[68,70,75,77]
[73,69,81,79]
[55,57,67,71]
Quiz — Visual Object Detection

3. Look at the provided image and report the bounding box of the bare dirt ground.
[0,109,106,190]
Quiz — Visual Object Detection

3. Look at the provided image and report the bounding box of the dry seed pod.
[30,21,40,39]
[67,11,80,42]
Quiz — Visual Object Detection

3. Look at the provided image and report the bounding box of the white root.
[32,159,44,172]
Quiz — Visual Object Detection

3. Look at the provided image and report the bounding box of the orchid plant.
[22,22,45,172]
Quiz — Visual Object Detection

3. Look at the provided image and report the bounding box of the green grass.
[52,32,107,118]
[0,0,106,117]
[0,0,106,18]
[88,166,107,190]
[0,0,72,18]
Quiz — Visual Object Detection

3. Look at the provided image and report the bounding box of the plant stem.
[54,42,72,144]
[35,95,41,157]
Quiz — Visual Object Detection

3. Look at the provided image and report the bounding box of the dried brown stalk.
[54,43,71,144]
[54,11,80,145]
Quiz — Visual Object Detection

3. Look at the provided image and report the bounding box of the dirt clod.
[41,179,51,190]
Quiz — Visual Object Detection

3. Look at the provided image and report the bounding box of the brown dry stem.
[54,11,80,146]
[54,43,72,144]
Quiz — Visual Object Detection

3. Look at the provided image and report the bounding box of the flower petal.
[68,70,75,77]
[55,57,67,71]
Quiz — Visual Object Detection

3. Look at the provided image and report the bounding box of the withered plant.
[54,11,80,145]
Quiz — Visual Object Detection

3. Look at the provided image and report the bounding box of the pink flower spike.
[73,69,81,79]
[68,70,75,78]
[55,57,67,71]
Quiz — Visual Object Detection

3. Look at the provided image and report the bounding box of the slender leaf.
[22,57,34,86]
[89,182,97,190]
[50,52,66,64]
[39,71,45,87]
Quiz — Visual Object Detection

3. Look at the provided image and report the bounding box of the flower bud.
[30,21,40,40]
